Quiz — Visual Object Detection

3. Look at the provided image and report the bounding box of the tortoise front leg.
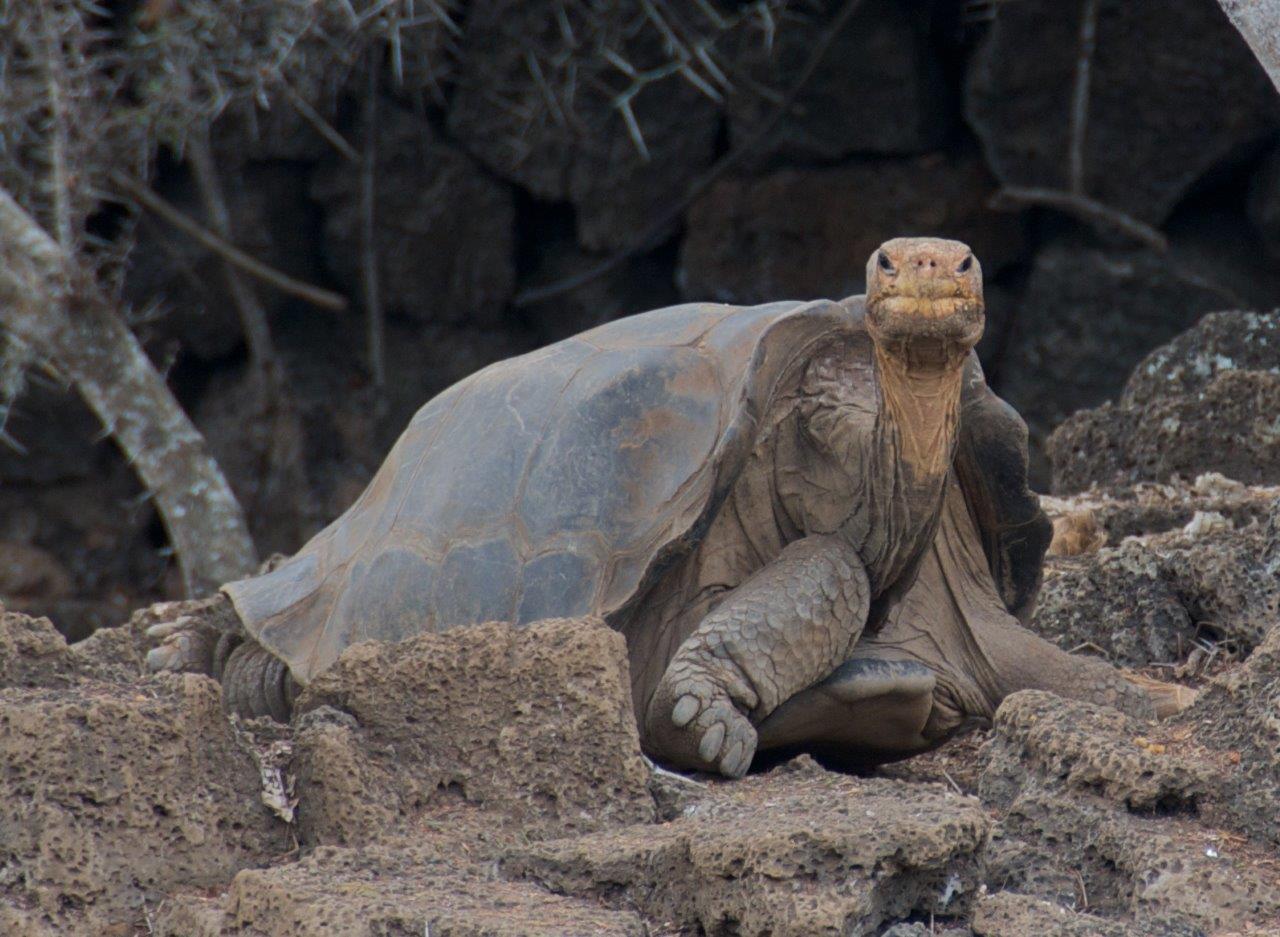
[643,534,870,778]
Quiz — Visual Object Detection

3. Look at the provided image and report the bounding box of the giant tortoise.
[149,237,1179,778]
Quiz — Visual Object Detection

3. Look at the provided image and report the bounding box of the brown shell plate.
[224,299,864,681]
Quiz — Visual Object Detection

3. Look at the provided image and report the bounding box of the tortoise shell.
[223,298,1049,683]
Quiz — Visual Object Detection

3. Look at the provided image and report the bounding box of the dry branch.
[280,79,361,163]
[361,55,386,392]
[0,186,258,595]
[990,186,1169,251]
[1217,0,1280,92]
[112,172,348,312]
[187,133,280,380]
[1068,0,1100,194]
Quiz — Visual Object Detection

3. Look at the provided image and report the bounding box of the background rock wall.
[2,0,1279,639]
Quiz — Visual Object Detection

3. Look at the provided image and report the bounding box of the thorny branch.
[515,0,865,306]
[111,172,348,312]
[37,4,75,253]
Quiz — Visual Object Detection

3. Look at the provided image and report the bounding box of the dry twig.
[279,78,361,163]
[361,54,386,393]
[112,171,348,311]
[187,132,280,380]
[990,186,1169,251]
[1068,0,1100,194]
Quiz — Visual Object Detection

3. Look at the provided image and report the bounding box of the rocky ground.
[1,315,1278,936]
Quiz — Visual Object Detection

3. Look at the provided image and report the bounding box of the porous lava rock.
[293,617,656,844]
[974,670,1280,934]
[978,690,1209,812]
[971,891,1199,937]
[0,606,145,688]
[679,149,1024,304]
[984,792,1280,934]
[1041,473,1280,542]
[312,104,516,327]
[1049,310,1280,493]
[1030,499,1278,665]
[504,762,989,937]
[965,0,1278,227]
[154,841,646,937]
[0,608,78,688]
[1031,539,1193,666]
[1001,252,1280,461]
[1175,618,1280,847]
[0,673,287,932]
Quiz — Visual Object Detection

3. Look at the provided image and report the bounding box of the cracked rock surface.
[506,760,988,937]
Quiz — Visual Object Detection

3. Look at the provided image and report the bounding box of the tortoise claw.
[146,634,205,673]
[672,694,700,728]
[698,721,726,762]
[720,736,751,779]
[646,661,758,779]
[144,616,194,641]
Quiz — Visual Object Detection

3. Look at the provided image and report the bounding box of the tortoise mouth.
[865,293,985,357]
[870,295,979,320]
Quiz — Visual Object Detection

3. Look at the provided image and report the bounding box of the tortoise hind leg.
[221,640,297,722]
[754,656,943,769]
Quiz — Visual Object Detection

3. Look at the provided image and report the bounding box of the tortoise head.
[864,238,984,364]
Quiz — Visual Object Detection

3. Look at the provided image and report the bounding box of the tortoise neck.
[874,344,965,482]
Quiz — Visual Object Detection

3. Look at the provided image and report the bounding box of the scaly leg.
[643,534,870,778]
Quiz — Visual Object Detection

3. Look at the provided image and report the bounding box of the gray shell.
[224,298,1049,683]
[224,300,859,682]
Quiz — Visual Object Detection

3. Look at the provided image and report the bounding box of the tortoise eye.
[877,251,895,273]
[957,255,973,273]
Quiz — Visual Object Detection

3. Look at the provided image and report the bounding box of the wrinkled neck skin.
[873,340,966,484]
[865,481,1160,745]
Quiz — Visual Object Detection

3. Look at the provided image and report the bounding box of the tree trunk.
[0,187,257,596]
[1219,0,1280,91]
